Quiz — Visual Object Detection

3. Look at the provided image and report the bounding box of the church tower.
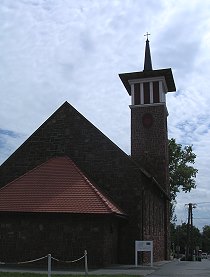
[119,35,176,190]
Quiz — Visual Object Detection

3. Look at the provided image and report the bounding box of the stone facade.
[0,213,120,267]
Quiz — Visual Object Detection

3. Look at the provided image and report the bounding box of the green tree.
[168,138,198,219]
[171,223,201,255]
[202,225,210,253]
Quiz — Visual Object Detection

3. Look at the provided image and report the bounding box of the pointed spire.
[143,33,153,71]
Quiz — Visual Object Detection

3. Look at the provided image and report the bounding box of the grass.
[0,272,141,277]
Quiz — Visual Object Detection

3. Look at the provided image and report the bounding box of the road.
[149,259,210,277]
[0,259,210,276]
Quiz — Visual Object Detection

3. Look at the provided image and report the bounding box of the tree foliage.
[169,138,198,202]
[171,224,210,255]
[202,225,210,252]
[171,223,202,254]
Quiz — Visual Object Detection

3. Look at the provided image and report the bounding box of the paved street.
[1,259,210,276]
[149,259,210,277]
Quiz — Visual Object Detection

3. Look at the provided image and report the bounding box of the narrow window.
[143,82,150,104]
[134,83,140,105]
[153,81,160,103]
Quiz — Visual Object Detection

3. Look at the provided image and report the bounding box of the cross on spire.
[144,32,151,40]
[143,33,152,71]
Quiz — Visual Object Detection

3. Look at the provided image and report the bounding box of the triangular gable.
[0,101,136,187]
[0,101,168,212]
[0,156,125,216]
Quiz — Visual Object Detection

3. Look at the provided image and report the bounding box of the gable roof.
[0,156,125,216]
[0,101,169,213]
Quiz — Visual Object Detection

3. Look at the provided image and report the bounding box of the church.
[0,38,176,266]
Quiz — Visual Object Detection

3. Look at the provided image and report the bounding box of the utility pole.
[185,203,196,260]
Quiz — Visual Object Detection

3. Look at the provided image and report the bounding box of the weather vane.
[144,32,151,40]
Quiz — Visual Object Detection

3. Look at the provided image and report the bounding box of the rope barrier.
[0,254,48,265]
[51,253,86,263]
[0,250,88,277]
[18,255,48,264]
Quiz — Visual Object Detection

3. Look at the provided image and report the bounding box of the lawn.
[0,274,142,277]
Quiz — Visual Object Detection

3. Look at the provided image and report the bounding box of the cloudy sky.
[1,0,210,230]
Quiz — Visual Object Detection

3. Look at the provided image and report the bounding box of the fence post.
[48,254,51,277]
[84,250,88,276]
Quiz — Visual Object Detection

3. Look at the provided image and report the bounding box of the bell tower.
[119,35,176,190]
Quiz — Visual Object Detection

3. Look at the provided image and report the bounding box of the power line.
[184,202,210,206]
[194,202,210,205]
[194,218,210,220]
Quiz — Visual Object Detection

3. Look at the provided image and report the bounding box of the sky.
[1,0,210,231]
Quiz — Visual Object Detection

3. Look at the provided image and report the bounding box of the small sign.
[135,241,153,267]
[135,240,153,251]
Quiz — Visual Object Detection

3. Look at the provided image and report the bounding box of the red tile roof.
[0,156,125,216]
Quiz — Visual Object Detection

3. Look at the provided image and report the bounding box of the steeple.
[119,34,176,189]
[119,34,176,261]
[143,33,153,71]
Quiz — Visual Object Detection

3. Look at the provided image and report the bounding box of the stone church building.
[0,39,176,266]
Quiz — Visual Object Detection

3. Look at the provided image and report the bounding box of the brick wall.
[0,213,121,267]
[131,104,169,191]
[142,175,168,261]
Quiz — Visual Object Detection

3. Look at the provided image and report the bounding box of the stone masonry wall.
[141,173,168,262]
[0,213,120,267]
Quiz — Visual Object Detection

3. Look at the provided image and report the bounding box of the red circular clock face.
[142,113,153,128]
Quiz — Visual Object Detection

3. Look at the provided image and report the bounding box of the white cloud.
[1,0,210,229]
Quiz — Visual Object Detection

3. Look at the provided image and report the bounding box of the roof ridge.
[0,155,126,215]
[85,178,124,215]
[63,156,125,216]
[0,102,70,168]
[0,157,58,192]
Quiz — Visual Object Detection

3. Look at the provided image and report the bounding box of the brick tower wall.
[131,104,169,192]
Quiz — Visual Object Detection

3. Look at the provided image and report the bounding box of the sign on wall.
[135,240,153,267]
